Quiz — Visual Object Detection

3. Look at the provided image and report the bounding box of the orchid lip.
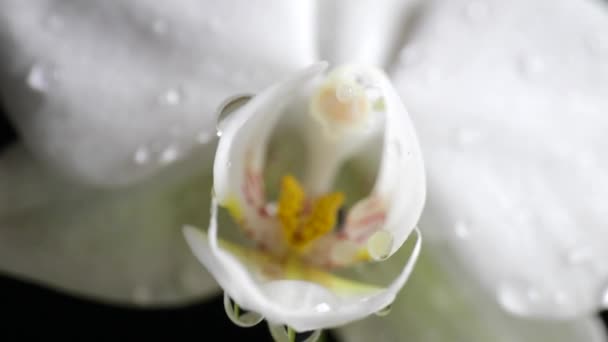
[185,61,426,332]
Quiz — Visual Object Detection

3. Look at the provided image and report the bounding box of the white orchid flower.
[182,62,425,334]
[0,0,607,341]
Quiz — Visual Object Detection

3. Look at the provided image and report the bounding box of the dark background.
[0,107,605,340]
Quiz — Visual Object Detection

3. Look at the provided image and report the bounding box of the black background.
[0,106,605,340]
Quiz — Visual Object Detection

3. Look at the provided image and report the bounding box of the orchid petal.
[337,242,607,342]
[0,0,316,186]
[0,144,220,305]
[183,197,421,332]
[391,0,608,317]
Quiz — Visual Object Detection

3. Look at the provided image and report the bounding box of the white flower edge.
[183,199,422,332]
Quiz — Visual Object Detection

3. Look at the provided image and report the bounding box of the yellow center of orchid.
[278,175,344,251]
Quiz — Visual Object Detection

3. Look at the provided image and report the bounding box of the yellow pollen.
[277,175,344,250]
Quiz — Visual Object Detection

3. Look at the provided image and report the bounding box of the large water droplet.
[367,230,393,261]
[215,94,252,135]
[159,88,182,106]
[335,84,355,102]
[27,64,56,92]
[223,293,264,328]
[497,282,541,316]
[133,146,150,165]
[314,302,332,313]
[268,324,321,342]
[374,303,392,317]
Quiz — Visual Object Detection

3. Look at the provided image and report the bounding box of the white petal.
[317,0,420,66]
[392,0,608,317]
[372,70,426,256]
[0,0,316,186]
[214,62,327,206]
[0,144,219,305]
[183,200,422,332]
[337,242,607,342]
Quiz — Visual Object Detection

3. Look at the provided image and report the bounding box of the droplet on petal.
[158,145,179,164]
[268,324,321,342]
[215,94,253,136]
[453,220,470,239]
[367,229,394,261]
[601,286,608,308]
[223,293,264,328]
[27,63,56,92]
[374,303,393,317]
[159,88,182,106]
[133,146,150,165]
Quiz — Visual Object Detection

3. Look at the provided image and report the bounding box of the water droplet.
[314,302,331,313]
[133,147,150,164]
[463,1,489,23]
[374,303,392,316]
[268,325,321,342]
[454,220,470,239]
[159,88,182,106]
[133,285,152,304]
[497,282,540,316]
[518,55,545,78]
[27,64,56,92]
[223,293,264,327]
[152,19,169,35]
[367,230,393,261]
[159,145,179,164]
[216,94,252,133]
[601,286,608,308]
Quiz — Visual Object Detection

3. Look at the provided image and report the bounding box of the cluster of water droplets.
[268,324,322,342]
[223,293,264,328]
